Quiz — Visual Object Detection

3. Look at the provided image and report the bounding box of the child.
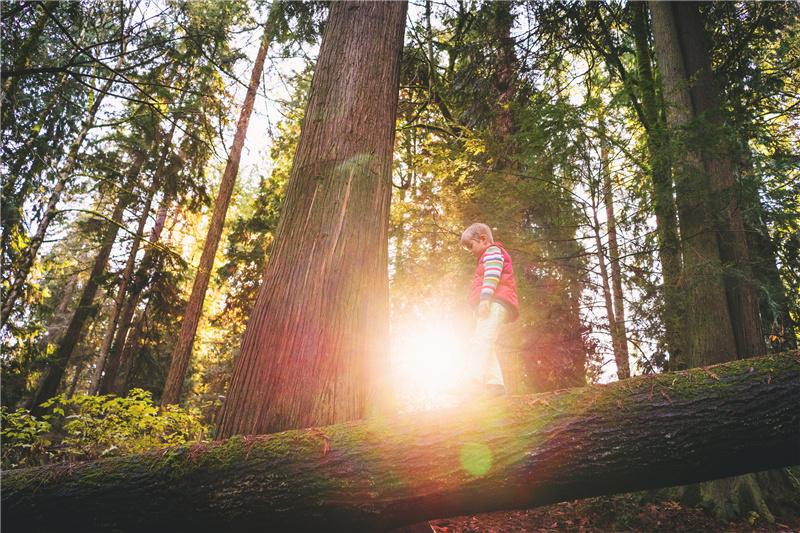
[458,223,519,402]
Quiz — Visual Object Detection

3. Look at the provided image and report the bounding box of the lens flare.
[460,442,493,476]
[392,319,468,411]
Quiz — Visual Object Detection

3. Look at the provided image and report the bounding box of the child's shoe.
[447,377,483,405]
[483,384,507,400]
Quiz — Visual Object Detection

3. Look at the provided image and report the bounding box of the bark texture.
[671,1,766,360]
[650,1,737,369]
[4,354,798,533]
[215,0,408,437]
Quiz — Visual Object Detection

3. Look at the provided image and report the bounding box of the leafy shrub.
[0,407,54,469]
[1,389,207,469]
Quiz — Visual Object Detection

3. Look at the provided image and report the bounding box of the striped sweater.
[480,244,504,301]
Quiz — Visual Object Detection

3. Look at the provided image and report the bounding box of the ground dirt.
[428,494,800,533]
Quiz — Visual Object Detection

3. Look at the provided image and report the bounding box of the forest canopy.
[1,0,798,469]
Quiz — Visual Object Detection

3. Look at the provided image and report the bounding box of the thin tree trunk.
[4,353,798,533]
[592,209,620,377]
[0,1,57,123]
[600,123,630,379]
[0,42,124,328]
[632,2,684,368]
[92,116,178,396]
[214,1,408,437]
[650,1,737,370]
[100,199,170,396]
[161,12,279,407]
[42,267,81,345]
[672,2,766,360]
[91,168,153,394]
[114,298,151,393]
[29,184,135,416]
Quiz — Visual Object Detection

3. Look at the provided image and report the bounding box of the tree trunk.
[0,48,123,328]
[114,298,151,392]
[0,1,57,124]
[90,153,152,393]
[599,119,630,379]
[161,12,279,407]
[3,353,798,533]
[632,2,684,367]
[647,6,779,521]
[97,197,170,396]
[93,119,178,396]
[591,199,620,377]
[671,1,766,360]
[650,1,737,370]
[29,184,135,416]
[214,0,408,437]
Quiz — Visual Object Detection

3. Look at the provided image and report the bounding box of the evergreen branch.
[55,208,168,253]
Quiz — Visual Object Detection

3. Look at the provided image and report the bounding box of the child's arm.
[477,245,504,318]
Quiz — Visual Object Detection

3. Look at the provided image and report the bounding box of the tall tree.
[650,1,738,370]
[98,199,170,395]
[0,38,124,328]
[29,173,137,416]
[161,7,282,407]
[630,1,684,368]
[672,1,766,359]
[215,0,408,438]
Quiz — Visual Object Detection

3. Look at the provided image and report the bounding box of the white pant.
[464,301,507,387]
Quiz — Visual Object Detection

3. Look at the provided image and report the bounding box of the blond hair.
[461,223,494,246]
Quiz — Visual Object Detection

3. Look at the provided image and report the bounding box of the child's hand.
[477,300,491,319]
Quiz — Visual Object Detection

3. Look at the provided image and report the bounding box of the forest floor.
[428,494,800,533]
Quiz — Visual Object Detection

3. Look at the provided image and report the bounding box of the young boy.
[458,223,519,402]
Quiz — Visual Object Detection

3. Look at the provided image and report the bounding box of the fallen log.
[3,353,799,532]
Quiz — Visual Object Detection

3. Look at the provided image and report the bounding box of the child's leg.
[483,338,504,387]
[464,302,508,386]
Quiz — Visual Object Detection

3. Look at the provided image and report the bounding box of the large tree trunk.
[652,3,781,522]
[671,1,766,360]
[214,0,408,437]
[3,353,798,533]
[650,1,738,370]
[161,9,280,407]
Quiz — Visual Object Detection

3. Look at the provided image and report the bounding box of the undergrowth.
[1,389,206,469]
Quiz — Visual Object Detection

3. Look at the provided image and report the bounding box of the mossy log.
[3,354,799,533]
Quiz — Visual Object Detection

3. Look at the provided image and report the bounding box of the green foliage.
[1,389,205,470]
[0,406,54,469]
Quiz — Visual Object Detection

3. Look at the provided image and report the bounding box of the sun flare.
[392,320,469,412]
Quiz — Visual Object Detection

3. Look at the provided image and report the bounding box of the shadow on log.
[3,353,799,532]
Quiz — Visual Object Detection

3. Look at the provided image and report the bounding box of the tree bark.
[632,2,684,367]
[671,1,766,360]
[650,1,738,370]
[3,353,798,533]
[214,0,408,437]
[161,12,279,407]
